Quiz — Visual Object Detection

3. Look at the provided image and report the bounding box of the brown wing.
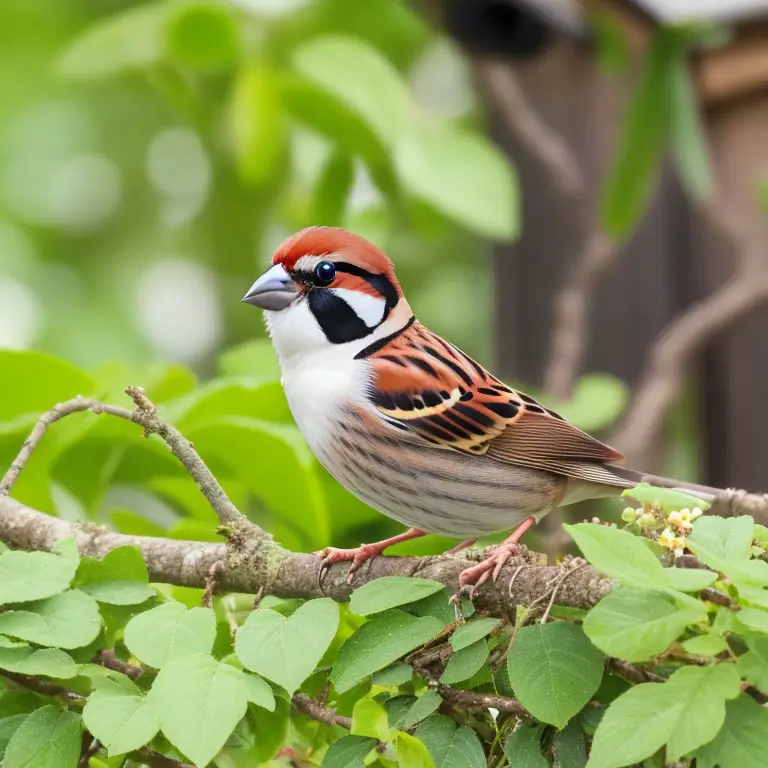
[364,321,625,482]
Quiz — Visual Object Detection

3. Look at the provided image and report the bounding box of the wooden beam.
[695,24,768,106]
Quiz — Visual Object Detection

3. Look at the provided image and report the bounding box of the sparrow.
[242,226,718,591]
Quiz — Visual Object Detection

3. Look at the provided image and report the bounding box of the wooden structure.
[478,0,768,490]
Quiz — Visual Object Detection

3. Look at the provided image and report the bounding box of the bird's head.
[242,226,411,360]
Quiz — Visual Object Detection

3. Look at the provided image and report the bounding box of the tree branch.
[612,208,768,465]
[0,493,613,614]
[470,58,620,400]
[0,389,249,529]
[543,232,619,399]
[472,59,584,197]
[292,693,352,729]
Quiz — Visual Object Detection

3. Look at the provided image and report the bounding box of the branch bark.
[0,493,613,614]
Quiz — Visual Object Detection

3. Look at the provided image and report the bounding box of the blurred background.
[1,0,768,558]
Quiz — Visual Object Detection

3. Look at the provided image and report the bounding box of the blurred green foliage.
[0,0,518,374]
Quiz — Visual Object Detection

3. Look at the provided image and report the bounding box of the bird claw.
[453,541,521,601]
[317,544,383,586]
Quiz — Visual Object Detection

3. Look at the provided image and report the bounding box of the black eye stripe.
[334,262,399,310]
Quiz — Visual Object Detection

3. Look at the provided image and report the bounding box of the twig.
[613,207,768,465]
[0,669,82,703]
[97,650,143,679]
[438,686,528,716]
[608,658,665,684]
[0,389,248,528]
[292,693,352,729]
[411,655,528,716]
[612,269,768,463]
[128,749,193,768]
[472,60,584,197]
[543,232,619,398]
[202,561,227,608]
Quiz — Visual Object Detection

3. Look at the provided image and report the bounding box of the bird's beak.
[241,264,299,311]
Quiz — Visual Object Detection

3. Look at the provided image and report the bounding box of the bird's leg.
[457,517,536,596]
[446,538,478,555]
[319,528,427,585]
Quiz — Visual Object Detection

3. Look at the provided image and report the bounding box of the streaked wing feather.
[365,322,625,482]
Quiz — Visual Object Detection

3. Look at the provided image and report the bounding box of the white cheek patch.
[331,288,386,328]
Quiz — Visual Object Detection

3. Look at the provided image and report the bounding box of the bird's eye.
[314,261,336,286]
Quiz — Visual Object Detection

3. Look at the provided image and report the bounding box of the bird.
[242,226,719,592]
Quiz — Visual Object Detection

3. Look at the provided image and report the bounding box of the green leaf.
[588,663,741,767]
[682,633,728,657]
[415,715,486,768]
[583,588,703,662]
[450,618,501,652]
[405,587,473,624]
[0,590,101,648]
[228,65,287,187]
[80,581,154,605]
[622,482,711,512]
[149,653,248,768]
[687,516,755,576]
[401,691,442,730]
[52,538,80,567]
[0,716,28,761]
[350,577,445,616]
[564,523,666,590]
[216,340,281,381]
[238,670,275,711]
[396,123,518,239]
[76,547,154,605]
[669,53,712,200]
[76,546,149,583]
[83,678,160,757]
[553,720,587,768]
[351,697,393,742]
[235,598,339,694]
[395,732,436,768]
[184,416,329,544]
[505,723,547,768]
[549,374,628,433]
[737,636,768,690]
[251,695,291,762]
[0,551,77,604]
[56,2,168,79]
[662,567,717,592]
[124,602,215,668]
[440,639,488,684]
[293,35,410,147]
[0,647,78,678]
[694,694,768,768]
[371,662,412,687]
[4,705,81,768]
[0,351,94,423]
[165,2,240,71]
[507,623,604,728]
[322,735,377,768]
[314,149,354,225]
[601,29,679,240]
[332,610,443,693]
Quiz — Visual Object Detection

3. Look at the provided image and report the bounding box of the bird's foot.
[456,540,521,598]
[318,543,388,585]
[452,516,537,600]
[317,527,428,586]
